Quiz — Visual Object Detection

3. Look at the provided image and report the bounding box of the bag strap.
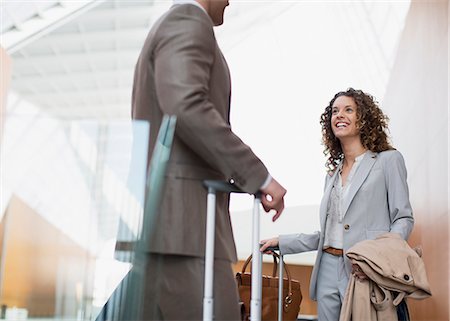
[242,253,277,276]
[241,253,294,306]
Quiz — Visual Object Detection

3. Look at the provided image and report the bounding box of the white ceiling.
[1,1,59,33]
[2,0,301,120]
[3,0,170,119]
[1,1,107,52]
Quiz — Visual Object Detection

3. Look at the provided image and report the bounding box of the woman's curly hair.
[320,88,393,172]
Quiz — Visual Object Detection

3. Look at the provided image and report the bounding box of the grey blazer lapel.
[319,166,341,229]
[342,151,378,217]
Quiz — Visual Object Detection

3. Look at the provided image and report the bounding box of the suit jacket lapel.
[342,151,378,218]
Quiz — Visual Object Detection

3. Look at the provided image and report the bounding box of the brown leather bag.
[235,253,302,321]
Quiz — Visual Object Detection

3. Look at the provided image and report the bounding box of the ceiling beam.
[41,103,131,120]
[21,87,132,102]
[12,49,139,69]
[13,68,133,85]
[74,4,168,27]
[22,28,149,50]
[2,0,107,54]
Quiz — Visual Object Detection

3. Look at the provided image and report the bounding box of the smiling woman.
[260,87,414,320]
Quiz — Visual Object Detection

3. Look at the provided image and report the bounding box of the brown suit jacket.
[131,4,268,262]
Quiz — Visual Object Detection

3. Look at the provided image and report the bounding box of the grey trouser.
[120,253,241,321]
[316,252,350,321]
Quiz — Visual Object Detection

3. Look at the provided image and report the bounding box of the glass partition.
[0,116,150,320]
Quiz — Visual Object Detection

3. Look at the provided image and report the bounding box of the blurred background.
[0,0,448,320]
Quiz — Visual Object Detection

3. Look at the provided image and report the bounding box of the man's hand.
[260,178,287,222]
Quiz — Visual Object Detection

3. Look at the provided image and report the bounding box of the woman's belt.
[323,247,343,256]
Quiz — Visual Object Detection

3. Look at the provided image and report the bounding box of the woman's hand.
[259,237,279,254]
[352,264,368,280]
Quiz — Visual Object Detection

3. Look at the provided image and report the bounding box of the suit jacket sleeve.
[153,11,268,194]
[384,151,414,240]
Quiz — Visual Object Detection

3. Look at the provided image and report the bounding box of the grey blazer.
[131,4,268,262]
[279,150,414,300]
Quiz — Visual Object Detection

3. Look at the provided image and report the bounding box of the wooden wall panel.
[382,1,449,320]
[0,196,94,317]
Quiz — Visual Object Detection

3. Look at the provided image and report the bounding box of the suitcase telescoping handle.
[262,246,284,321]
[202,180,262,321]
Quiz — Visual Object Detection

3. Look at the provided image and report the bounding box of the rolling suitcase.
[202,180,264,321]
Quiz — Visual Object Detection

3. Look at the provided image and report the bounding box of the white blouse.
[323,151,367,249]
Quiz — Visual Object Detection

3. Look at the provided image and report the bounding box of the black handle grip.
[203,180,246,194]
[259,244,280,252]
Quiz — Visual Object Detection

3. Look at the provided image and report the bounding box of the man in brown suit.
[129,0,287,320]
